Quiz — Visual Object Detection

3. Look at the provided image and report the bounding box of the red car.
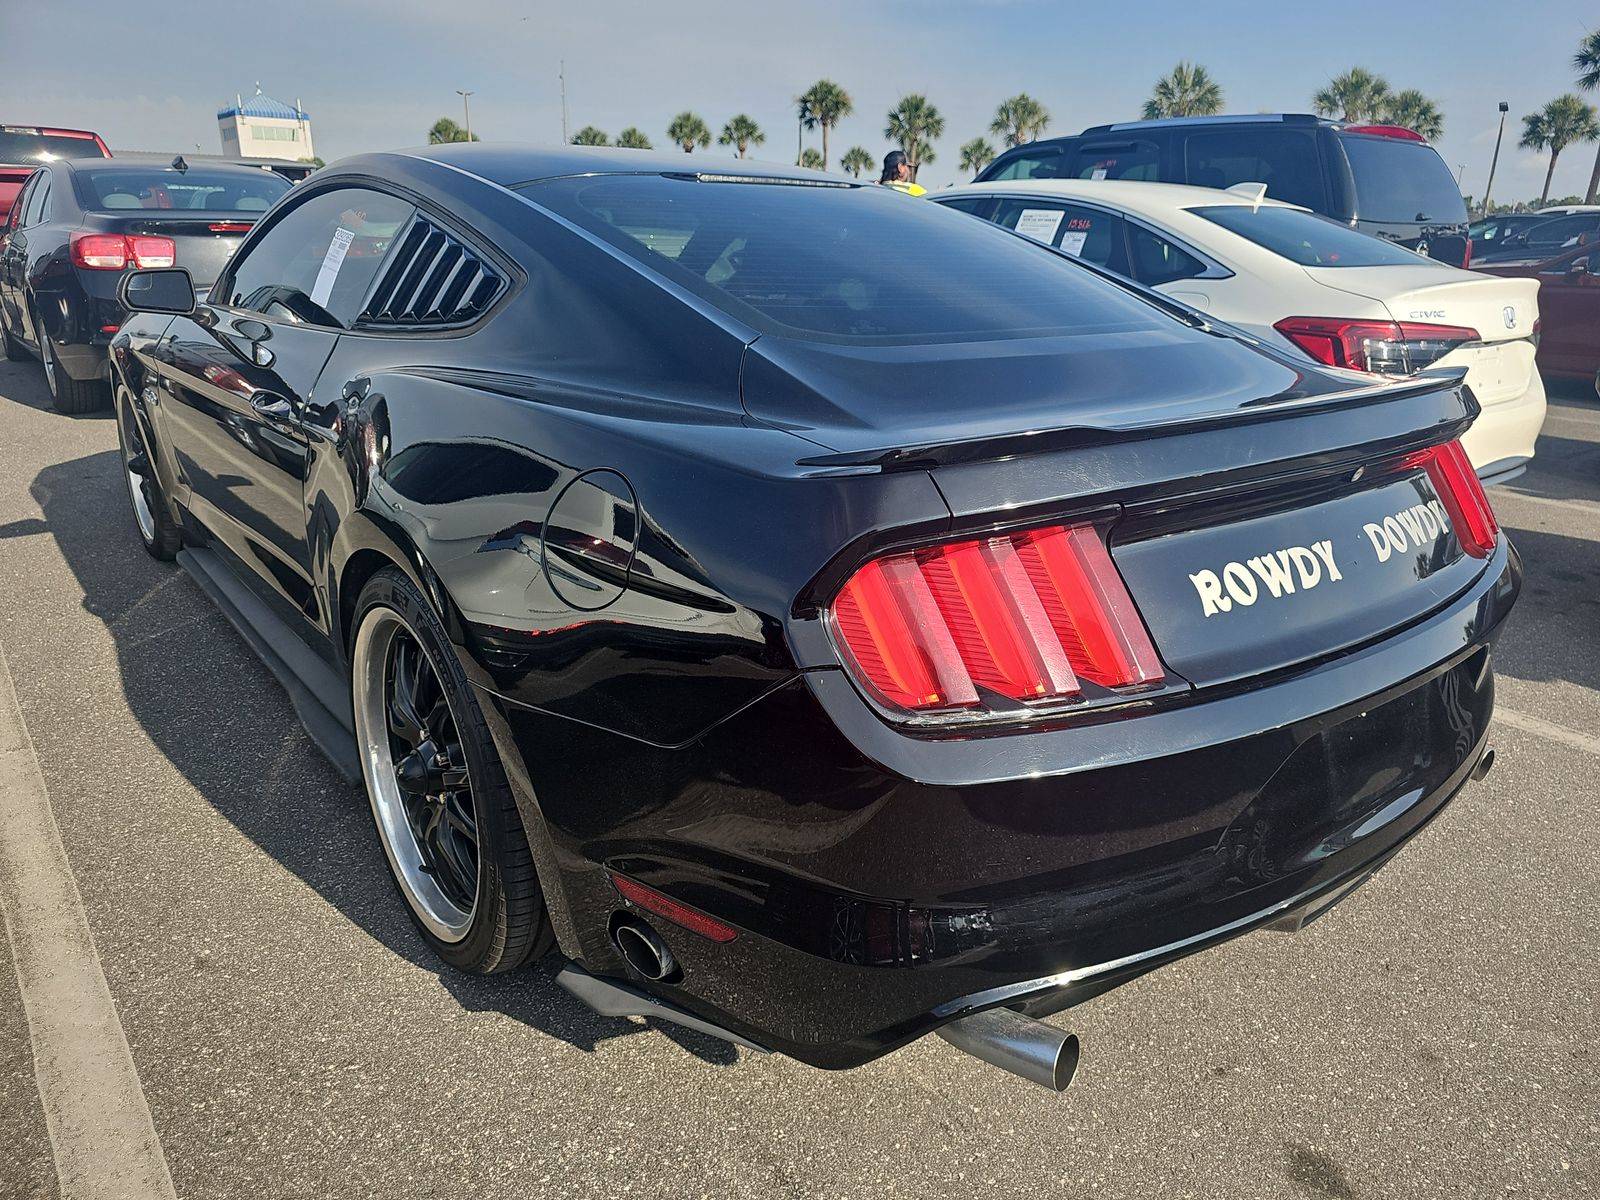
[1,125,111,216]
[1479,241,1600,390]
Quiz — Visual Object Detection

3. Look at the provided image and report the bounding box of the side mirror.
[118,267,197,316]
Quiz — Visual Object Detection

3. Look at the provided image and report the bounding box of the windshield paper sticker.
[1013,208,1066,243]
[309,227,356,308]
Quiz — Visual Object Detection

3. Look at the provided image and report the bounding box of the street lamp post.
[456,89,475,142]
[1481,100,1509,218]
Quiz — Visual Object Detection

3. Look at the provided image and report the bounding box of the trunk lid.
[1305,267,1541,406]
[81,210,262,288]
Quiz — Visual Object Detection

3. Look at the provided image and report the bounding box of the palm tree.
[959,137,997,175]
[1520,94,1600,205]
[885,94,945,179]
[666,112,711,154]
[840,146,874,178]
[1379,90,1443,141]
[616,127,653,150]
[989,93,1050,147]
[427,117,479,144]
[1576,31,1600,202]
[572,125,609,146]
[1142,62,1224,120]
[798,80,854,170]
[1313,67,1391,123]
[800,147,824,170]
[718,114,765,158]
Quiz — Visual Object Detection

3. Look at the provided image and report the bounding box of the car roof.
[390,142,847,188]
[938,178,1307,221]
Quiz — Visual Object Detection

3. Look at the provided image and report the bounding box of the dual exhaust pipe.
[609,910,1079,1091]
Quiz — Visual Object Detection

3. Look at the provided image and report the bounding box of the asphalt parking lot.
[0,359,1595,1200]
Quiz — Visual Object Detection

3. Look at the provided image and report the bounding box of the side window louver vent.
[361,214,503,327]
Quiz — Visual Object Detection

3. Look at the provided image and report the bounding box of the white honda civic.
[933,179,1546,482]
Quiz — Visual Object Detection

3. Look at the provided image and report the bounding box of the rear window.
[0,128,105,164]
[1192,204,1443,267]
[524,174,1166,343]
[75,167,289,213]
[1337,134,1468,225]
[1183,129,1325,211]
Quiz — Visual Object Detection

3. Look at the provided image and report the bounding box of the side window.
[1528,216,1598,249]
[1127,225,1208,286]
[21,174,50,227]
[988,150,1066,181]
[1184,130,1325,211]
[935,196,996,218]
[8,178,38,232]
[1069,142,1162,181]
[990,198,1128,274]
[219,187,415,329]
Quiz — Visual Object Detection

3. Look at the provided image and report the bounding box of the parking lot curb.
[0,638,178,1200]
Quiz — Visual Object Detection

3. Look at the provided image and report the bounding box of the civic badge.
[1503,306,1517,330]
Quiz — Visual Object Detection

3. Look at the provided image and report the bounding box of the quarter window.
[1126,224,1208,285]
[219,187,414,329]
[22,174,50,227]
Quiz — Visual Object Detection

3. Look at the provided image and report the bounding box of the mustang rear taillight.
[69,232,175,270]
[1396,439,1500,558]
[1274,316,1478,376]
[829,523,1163,717]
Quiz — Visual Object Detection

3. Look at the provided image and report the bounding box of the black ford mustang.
[109,144,1518,1091]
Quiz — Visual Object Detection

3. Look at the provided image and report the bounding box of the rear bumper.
[1460,370,1546,481]
[485,537,1520,1069]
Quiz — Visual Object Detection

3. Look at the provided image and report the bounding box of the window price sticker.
[1014,208,1066,243]
[310,226,356,308]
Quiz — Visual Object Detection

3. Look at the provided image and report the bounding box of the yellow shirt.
[882,180,927,196]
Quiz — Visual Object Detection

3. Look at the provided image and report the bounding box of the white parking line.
[0,640,178,1200]
[1495,706,1600,758]
[1490,490,1598,517]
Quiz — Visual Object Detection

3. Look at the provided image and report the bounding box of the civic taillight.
[1395,440,1499,558]
[829,523,1163,718]
[69,232,175,270]
[1274,317,1478,377]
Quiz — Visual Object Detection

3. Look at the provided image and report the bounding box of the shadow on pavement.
[31,449,737,1068]
[0,358,114,420]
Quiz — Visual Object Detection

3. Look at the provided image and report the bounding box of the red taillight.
[1344,124,1427,142]
[70,232,127,269]
[830,523,1163,717]
[207,222,252,233]
[1461,238,1472,269]
[1274,317,1478,377]
[69,232,174,270]
[1395,440,1499,558]
[611,874,737,943]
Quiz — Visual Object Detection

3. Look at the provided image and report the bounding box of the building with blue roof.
[218,84,315,162]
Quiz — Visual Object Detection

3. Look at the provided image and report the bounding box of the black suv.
[976,114,1471,267]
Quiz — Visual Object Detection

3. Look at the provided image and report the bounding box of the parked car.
[1478,241,1600,387]
[0,156,289,412]
[0,123,110,215]
[1472,211,1600,265]
[109,145,1517,1091]
[976,115,1472,268]
[1469,212,1555,253]
[934,179,1545,483]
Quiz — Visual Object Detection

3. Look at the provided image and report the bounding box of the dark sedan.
[0,156,289,412]
[108,144,1517,1091]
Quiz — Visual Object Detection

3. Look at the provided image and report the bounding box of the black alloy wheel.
[351,567,551,972]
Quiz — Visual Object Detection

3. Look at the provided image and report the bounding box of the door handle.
[250,391,297,425]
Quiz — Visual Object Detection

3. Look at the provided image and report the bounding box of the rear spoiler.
[795,368,1471,472]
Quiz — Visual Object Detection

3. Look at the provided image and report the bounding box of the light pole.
[456,89,474,142]
[1481,100,1509,218]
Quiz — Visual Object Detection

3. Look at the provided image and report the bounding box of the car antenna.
[1225,181,1268,212]
[171,154,188,174]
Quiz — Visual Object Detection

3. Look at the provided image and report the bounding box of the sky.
[5,0,1598,201]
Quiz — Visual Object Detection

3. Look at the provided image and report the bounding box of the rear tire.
[114,385,182,560]
[40,333,107,415]
[1,318,26,362]
[350,566,552,974]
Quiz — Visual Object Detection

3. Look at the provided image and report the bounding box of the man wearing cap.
[878,150,926,196]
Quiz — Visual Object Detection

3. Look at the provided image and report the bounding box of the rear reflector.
[1274,317,1478,377]
[611,873,737,943]
[830,523,1163,717]
[1396,440,1499,558]
[69,232,175,270]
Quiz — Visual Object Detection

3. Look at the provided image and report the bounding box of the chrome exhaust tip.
[610,916,677,982]
[935,1007,1080,1091]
